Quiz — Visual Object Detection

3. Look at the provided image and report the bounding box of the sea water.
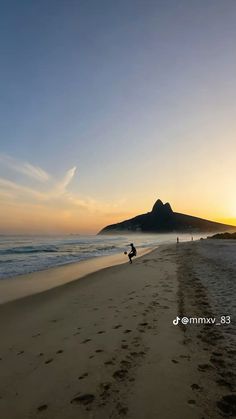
[0,233,202,279]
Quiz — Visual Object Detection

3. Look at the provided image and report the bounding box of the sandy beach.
[0,241,235,419]
[0,247,152,305]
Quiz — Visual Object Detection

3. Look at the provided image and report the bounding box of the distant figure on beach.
[128,243,137,264]
[177,237,179,244]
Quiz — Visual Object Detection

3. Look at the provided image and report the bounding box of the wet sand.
[0,247,151,304]
[0,242,235,418]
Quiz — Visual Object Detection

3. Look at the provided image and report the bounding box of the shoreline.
[0,246,154,305]
[0,241,235,418]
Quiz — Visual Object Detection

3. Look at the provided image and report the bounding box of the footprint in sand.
[37,404,48,412]
[116,402,128,416]
[216,378,233,389]
[210,357,225,367]
[113,324,122,329]
[97,331,105,334]
[56,349,63,354]
[179,355,190,360]
[188,399,196,405]
[124,329,132,334]
[104,360,115,366]
[217,395,236,416]
[17,351,24,355]
[45,358,53,364]
[120,360,132,368]
[197,363,214,372]
[78,372,88,380]
[113,369,128,381]
[191,383,201,391]
[71,394,95,406]
[130,351,145,358]
[99,382,112,405]
[95,349,104,353]
[82,339,91,344]
[32,333,41,338]
[100,382,111,392]
[227,349,236,356]
[219,371,236,381]
[212,351,223,357]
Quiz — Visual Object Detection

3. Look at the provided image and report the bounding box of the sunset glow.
[1,1,236,234]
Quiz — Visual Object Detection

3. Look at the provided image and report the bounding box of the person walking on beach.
[128,243,137,264]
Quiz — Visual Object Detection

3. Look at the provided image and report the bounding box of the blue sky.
[1,0,236,233]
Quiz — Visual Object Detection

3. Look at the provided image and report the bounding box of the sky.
[0,0,236,234]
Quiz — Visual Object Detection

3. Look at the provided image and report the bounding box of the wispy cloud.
[0,177,47,200]
[0,154,80,206]
[0,153,50,182]
[0,153,78,202]
[57,166,77,193]
[0,153,128,233]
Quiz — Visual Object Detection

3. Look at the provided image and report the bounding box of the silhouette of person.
[128,243,137,264]
[177,237,179,244]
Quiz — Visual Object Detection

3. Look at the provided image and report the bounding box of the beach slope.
[0,242,235,418]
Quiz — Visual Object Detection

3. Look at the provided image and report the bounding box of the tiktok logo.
[173,316,180,325]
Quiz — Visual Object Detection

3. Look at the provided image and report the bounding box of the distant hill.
[98,199,236,234]
[207,232,236,240]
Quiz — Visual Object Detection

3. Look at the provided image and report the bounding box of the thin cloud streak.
[0,177,47,200]
[0,159,125,215]
[57,166,77,193]
[0,154,130,233]
[0,153,50,182]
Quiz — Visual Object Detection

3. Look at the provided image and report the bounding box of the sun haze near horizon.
[0,1,236,234]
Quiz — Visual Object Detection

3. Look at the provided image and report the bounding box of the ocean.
[0,233,201,279]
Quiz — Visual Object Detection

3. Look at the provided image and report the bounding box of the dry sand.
[0,242,235,418]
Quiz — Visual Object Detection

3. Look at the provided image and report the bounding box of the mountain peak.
[164,202,173,213]
[151,199,172,214]
[151,199,164,212]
